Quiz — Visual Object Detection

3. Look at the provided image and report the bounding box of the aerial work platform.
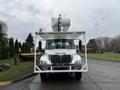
[34,31,88,73]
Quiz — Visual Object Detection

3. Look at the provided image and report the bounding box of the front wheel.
[74,72,82,80]
[40,73,47,81]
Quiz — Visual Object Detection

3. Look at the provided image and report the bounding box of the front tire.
[40,73,47,81]
[74,72,82,80]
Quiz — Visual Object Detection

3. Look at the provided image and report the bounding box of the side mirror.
[38,41,42,51]
[79,40,82,50]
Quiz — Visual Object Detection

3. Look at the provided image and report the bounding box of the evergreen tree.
[25,42,31,53]
[9,38,14,57]
[0,22,8,59]
[15,39,19,54]
[21,42,25,53]
[0,21,7,47]
[1,47,9,59]
[21,42,31,53]
[26,33,34,48]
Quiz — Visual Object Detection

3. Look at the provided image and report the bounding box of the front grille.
[50,55,72,65]
[50,55,60,64]
[61,55,71,64]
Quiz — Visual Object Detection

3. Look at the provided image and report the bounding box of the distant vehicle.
[34,15,88,81]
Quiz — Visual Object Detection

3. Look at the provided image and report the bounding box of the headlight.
[71,55,82,64]
[40,60,52,65]
[40,60,48,65]
[40,55,52,65]
[74,60,80,64]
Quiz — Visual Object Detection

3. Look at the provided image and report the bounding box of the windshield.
[46,39,75,49]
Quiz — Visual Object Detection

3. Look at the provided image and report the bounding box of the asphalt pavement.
[1,59,120,90]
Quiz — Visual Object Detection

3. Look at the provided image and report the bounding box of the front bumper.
[39,64,82,71]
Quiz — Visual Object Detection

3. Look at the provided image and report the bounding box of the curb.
[0,81,11,86]
[0,73,37,87]
[12,73,37,83]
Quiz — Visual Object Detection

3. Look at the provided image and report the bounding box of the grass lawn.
[0,59,33,81]
[82,52,120,62]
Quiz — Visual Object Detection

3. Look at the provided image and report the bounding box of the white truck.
[34,15,88,81]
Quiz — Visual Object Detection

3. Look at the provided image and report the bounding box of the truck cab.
[40,39,82,80]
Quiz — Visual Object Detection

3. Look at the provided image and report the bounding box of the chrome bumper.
[39,64,82,71]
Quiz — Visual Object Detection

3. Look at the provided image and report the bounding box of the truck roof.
[35,31,85,40]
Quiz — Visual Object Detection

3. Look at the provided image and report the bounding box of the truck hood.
[45,49,76,55]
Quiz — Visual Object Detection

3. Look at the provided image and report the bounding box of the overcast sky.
[0,0,120,41]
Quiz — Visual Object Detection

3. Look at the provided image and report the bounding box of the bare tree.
[110,35,120,53]
[102,37,111,51]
